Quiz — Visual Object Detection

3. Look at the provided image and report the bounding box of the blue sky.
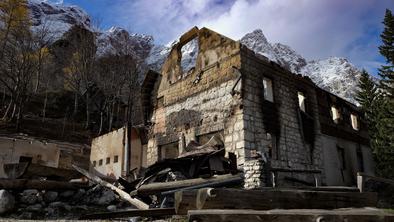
[52,0,393,76]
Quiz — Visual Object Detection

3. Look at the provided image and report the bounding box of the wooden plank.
[73,165,149,210]
[195,188,377,210]
[188,209,394,222]
[358,172,394,185]
[80,208,176,219]
[136,174,241,196]
[0,179,88,190]
[175,190,198,215]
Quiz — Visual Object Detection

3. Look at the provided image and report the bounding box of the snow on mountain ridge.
[239,29,360,104]
[28,0,91,40]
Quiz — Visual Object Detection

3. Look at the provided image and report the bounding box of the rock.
[20,189,39,205]
[0,190,15,214]
[107,205,117,211]
[43,191,58,203]
[18,212,33,219]
[49,201,72,211]
[26,203,42,212]
[95,189,116,205]
[71,189,86,201]
[59,190,75,198]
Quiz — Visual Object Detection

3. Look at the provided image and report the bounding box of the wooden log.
[174,190,198,215]
[80,208,175,219]
[196,188,377,210]
[136,174,241,196]
[188,209,394,222]
[72,164,149,210]
[0,179,88,190]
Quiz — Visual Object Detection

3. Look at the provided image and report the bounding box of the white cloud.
[109,0,393,74]
[43,0,63,4]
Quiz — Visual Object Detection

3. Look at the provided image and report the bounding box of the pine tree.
[379,9,394,97]
[375,9,394,179]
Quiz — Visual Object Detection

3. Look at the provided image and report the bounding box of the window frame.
[263,77,274,102]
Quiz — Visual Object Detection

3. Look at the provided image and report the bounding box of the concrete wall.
[90,127,125,178]
[0,137,60,178]
[322,135,375,186]
[90,127,145,179]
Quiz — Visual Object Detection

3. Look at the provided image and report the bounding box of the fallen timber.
[174,188,378,215]
[133,174,242,196]
[72,164,149,210]
[0,179,88,190]
[4,162,82,181]
[188,209,394,222]
[79,208,176,220]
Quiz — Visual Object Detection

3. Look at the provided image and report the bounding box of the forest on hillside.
[0,0,144,143]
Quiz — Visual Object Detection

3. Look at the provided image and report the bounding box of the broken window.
[357,146,364,172]
[159,142,179,160]
[263,77,274,102]
[106,157,110,165]
[19,156,33,163]
[180,37,199,75]
[266,133,278,159]
[331,106,340,124]
[114,155,119,163]
[99,159,103,166]
[350,114,359,130]
[298,91,306,112]
[337,146,346,170]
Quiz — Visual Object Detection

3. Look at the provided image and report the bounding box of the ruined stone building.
[91,27,374,187]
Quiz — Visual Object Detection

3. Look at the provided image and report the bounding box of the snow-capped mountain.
[26,1,361,104]
[28,0,91,40]
[240,29,360,103]
[96,27,154,59]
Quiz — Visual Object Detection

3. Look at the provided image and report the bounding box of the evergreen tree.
[375,9,394,179]
[379,9,394,97]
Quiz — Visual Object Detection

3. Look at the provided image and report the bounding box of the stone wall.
[239,46,324,187]
[147,28,247,166]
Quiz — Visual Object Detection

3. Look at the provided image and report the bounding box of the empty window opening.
[114,155,119,163]
[298,91,306,112]
[19,156,33,163]
[331,106,341,124]
[351,114,359,130]
[263,77,274,102]
[180,37,199,75]
[337,146,346,170]
[357,146,364,172]
[106,157,110,165]
[99,159,103,166]
[266,133,278,159]
[92,161,96,167]
[159,142,179,160]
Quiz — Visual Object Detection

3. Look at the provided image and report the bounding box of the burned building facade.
[136,27,373,187]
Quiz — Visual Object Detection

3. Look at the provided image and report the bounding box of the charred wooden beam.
[0,179,88,190]
[135,174,241,196]
[195,188,377,210]
[72,164,149,210]
[80,208,176,220]
[188,209,394,222]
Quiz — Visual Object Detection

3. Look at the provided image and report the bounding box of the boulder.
[26,203,43,212]
[20,189,39,205]
[59,190,75,198]
[107,205,117,211]
[0,190,15,214]
[95,189,116,205]
[43,191,58,203]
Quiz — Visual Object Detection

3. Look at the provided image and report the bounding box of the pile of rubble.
[0,185,135,219]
